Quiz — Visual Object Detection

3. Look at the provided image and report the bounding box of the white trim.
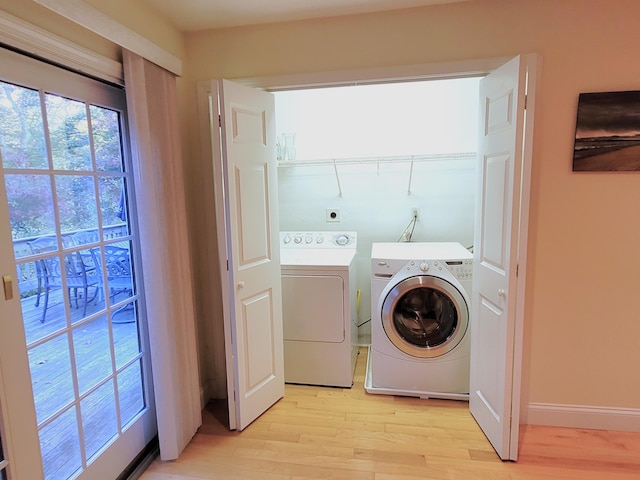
[197,79,238,430]
[33,0,182,76]
[510,52,539,456]
[528,403,640,432]
[235,56,510,91]
[195,80,231,405]
[0,10,123,85]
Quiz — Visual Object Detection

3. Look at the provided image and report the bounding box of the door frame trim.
[511,53,538,446]
[247,53,537,433]
[197,54,536,456]
[231,56,511,91]
[196,80,237,428]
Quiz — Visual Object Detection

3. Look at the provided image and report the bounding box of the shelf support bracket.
[407,158,414,195]
[333,159,343,197]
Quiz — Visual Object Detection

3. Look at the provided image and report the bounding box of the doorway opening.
[272,77,481,343]
[210,55,534,460]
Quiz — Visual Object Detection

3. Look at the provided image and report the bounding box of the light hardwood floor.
[140,348,640,479]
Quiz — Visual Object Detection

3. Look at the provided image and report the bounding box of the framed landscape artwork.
[573,90,640,171]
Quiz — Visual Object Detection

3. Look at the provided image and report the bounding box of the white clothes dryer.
[280,231,358,387]
[367,242,473,400]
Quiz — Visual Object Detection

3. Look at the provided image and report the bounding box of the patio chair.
[27,236,61,308]
[102,244,134,323]
[72,230,100,246]
[103,244,133,299]
[27,236,101,323]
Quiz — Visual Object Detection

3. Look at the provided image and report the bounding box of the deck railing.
[13,224,128,295]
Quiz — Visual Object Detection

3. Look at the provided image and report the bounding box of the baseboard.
[527,402,640,432]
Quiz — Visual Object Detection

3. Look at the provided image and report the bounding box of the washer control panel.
[405,259,473,280]
[280,231,357,249]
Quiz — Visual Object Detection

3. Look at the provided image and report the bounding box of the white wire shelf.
[276,152,476,167]
[276,152,476,196]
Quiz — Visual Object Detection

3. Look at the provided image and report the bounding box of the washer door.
[381,275,468,358]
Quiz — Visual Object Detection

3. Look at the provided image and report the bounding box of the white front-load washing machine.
[366,242,473,400]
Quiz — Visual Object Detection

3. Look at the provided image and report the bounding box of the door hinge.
[524,95,528,110]
[218,114,222,127]
[516,264,519,277]
[226,259,229,271]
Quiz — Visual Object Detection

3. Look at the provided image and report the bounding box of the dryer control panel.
[280,231,357,249]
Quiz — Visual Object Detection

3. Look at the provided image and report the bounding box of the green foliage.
[0,82,127,241]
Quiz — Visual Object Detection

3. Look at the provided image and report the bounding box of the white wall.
[274,79,480,160]
[185,0,640,418]
[278,157,476,341]
[275,79,479,341]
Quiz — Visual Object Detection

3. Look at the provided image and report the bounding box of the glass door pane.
[0,49,154,480]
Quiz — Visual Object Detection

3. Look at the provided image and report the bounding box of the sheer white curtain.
[123,50,201,460]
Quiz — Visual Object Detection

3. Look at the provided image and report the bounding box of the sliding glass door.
[0,47,155,480]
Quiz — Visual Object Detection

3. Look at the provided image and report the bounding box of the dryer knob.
[335,234,350,246]
[419,262,429,272]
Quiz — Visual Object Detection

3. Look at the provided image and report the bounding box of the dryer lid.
[371,242,472,262]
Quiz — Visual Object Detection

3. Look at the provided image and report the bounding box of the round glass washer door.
[381,275,468,358]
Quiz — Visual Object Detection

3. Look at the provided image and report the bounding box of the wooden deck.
[21,283,136,343]
[19,287,146,479]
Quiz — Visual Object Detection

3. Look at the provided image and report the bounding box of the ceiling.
[139,0,470,32]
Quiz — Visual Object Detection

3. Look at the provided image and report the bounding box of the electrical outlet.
[411,207,420,220]
[326,208,341,222]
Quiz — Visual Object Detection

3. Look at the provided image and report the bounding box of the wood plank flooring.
[140,348,640,480]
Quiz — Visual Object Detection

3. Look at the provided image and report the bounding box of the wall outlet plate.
[326,208,341,222]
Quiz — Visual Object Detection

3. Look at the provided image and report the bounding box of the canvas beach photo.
[573,90,640,171]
